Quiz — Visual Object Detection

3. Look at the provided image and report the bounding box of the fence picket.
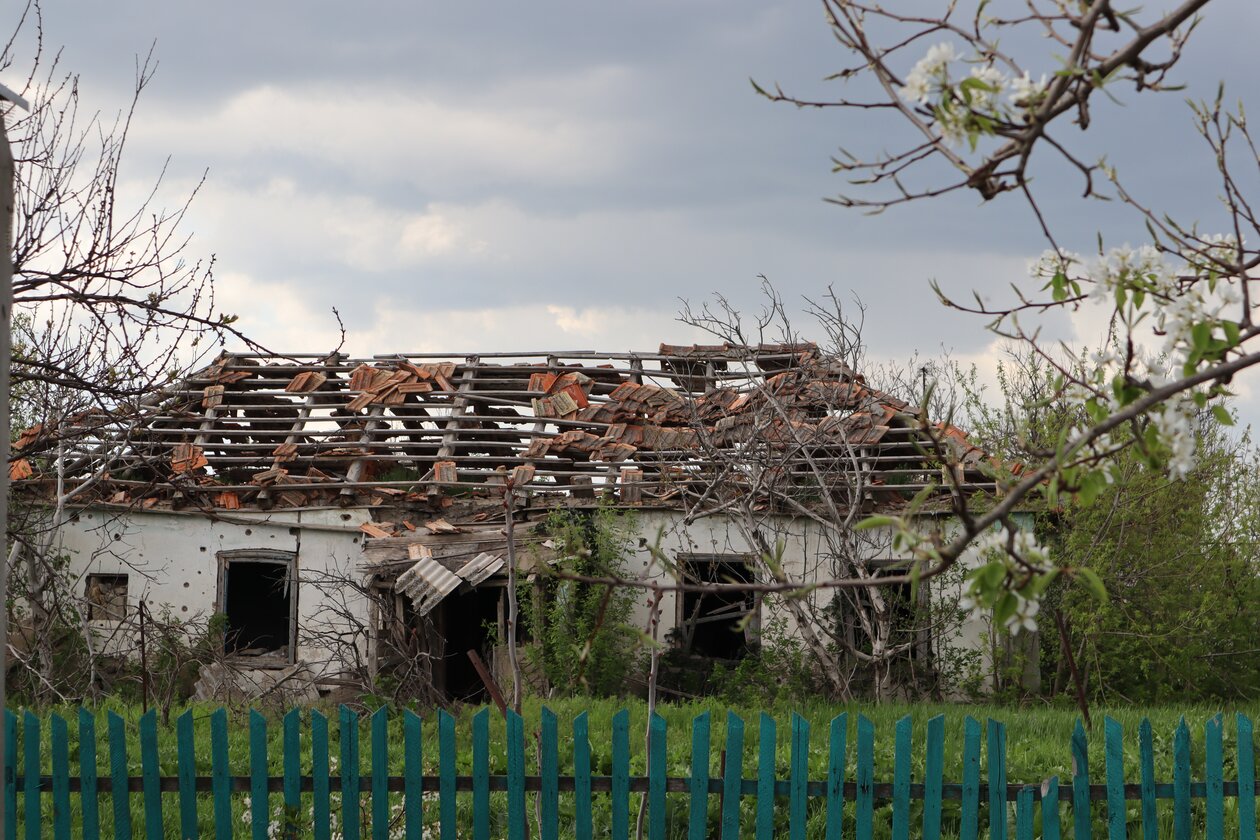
[22,711,37,840]
[1174,717,1191,840]
[403,710,424,840]
[689,711,710,840]
[1072,720,1091,840]
[371,707,389,840]
[250,710,269,840]
[756,712,775,840]
[472,709,489,840]
[283,709,300,840]
[923,715,944,840]
[649,713,667,840]
[140,709,163,840]
[988,719,1007,840]
[541,707,560,840]
[1238,713,1256,840]
[310,711,330,840]
[721,711,744,840]
[438,709,457,840]
[50,713,69,840]
[961,717,980,840]
[856,715,875,840]
[210,708,231,840]
[177,710,198,840]
[77,709,99,840]
[612,708,630,840]
[107,711,131,840]
[1104,717,1125,840]
[1207,715,1225,840]
[1043,776,1060,840]
[1015,786,1034,840]
[506,709,526,840]
[573,712,593,840]
[893,715,911,840]
[4,711,14,840]
[340,705,361,840]
[1139,719,1157,840]
[826,713,847,840]
[789,714,809,840]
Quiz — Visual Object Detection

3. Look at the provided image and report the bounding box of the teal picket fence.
[1,707,1256,838]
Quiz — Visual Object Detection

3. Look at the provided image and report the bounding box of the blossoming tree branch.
[755,0,1251,638]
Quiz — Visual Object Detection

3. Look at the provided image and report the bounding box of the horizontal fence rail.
[2,707,1257,839]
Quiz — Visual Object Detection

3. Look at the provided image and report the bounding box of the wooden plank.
[138,715,162,836]
[1139,719,1157,840]
[1015,786,1034,840]
[23,711,38,840]
[403,710,424,840]
[988,719,1006,840]
[1207,715,1225,840]
[1072,720,1092,840]
[612,709,630,840]
[439,709,457,840]
[648,713,667,840]
[1104,717,1125,840]
[471,709,489,840]
[688,712,710,840]
[506,710,526,840]
[789,714,809,840]
[311,711,330,840]
[211,708,232,840]
[1238,713,1256,840]
[893,715,911,840]
[721,712,744,840]
[1174,717,1191,840]
[756,713,775,840]
[961,716,981,840]
[541,707,560,840]
[340,705,362,840]
[77,709,100,840]
[4,711,15,840]
[283,709,301,840]
[372,707,389,840]
[49,714,69,840]
[250,710,269,840]
[826,713,847,840]
[923,715,944,840]
[177,710,199,840]
[856,715,874,840]
[573,712,593,840]
[107,711,132,840]
[1043,776,1060,840]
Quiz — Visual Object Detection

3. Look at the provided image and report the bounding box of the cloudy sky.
[8,2,1260,416]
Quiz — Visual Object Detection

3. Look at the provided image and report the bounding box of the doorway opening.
[434,586,503,702]
[218,551,296,663]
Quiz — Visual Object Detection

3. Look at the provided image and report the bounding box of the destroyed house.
[12,344,1009,701]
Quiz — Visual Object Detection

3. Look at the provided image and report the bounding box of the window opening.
[85,574,128,621]
[219,552,295,662]
[677,555,757,660]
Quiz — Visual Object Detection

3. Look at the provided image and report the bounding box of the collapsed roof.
[11,344,997,514]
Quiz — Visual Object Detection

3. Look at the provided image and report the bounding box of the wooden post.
[466,648,508,716]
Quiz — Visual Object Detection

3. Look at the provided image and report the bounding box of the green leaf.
[855,515,898,531]
[1075,567,1109,603]
[993,592,1018,628]
[1212,404,1235,426]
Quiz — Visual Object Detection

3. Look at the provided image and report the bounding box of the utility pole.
[0,81,30,840]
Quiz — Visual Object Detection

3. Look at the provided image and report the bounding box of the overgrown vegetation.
[956,347,1260,705]
[520,508,643,697]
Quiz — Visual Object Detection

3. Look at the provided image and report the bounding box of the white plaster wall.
[52,505,373,677]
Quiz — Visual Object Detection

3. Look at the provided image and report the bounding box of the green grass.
[9,697,1258,837]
